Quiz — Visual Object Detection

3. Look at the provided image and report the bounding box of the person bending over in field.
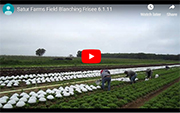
[124,70,137,84]
[100,69,111,91]
[146,68,152,79]
[165,65,170,70]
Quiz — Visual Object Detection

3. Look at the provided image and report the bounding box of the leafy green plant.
[107,103,118,108]
[93,104,102,108]
[115,101,124,107]
[101,106,110,109]
[61,105,71,109]
[81,103,90,108]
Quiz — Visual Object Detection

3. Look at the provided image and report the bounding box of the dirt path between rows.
[122,77,180,108]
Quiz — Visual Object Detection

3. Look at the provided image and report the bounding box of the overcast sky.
[0,5,179,57]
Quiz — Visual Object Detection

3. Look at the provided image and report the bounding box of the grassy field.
[0,55,179,68]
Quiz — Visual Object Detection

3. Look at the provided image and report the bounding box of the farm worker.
[124,70,137,84]
[146,68,152,79]
[165,65,170,70]
[100,69,111,91]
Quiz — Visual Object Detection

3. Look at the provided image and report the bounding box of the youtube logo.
[81,49,101,64]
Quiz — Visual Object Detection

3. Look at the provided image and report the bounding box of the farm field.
[1,55,179,78]
[141,81,180,109]
[0,55,179,68]
[0,64,180,111]
[0,65,179,93]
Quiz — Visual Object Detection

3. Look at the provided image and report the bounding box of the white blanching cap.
[37,94,45,99]
[12,93,19,97]
[1,96,9,100]
[87,88,93,91]
[13,83,19,86]
[55,94,63,98]
[22,94,30,99]
[26,82,31,85]
[29,91,36,96]
[7,83,12,87]
[28,98,36,104]
[7,99,16,105]
[47,95,54,100]
[69,91,74,95]
[19,97,28,102]
[39,97,46,102]
[3,103,13,109]
[63,92,70,97]
[20,92,27,97]
[16,101,26,107]
[0,103,2,108]
[37,90,44,94]
[46,89,51,93]
[31,93,38,97]
[52,88,58,92]
[0,98,7,104]
[1,83,6,86]
[82,88,88,92]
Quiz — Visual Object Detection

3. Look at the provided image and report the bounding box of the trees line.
[77,51,180,60]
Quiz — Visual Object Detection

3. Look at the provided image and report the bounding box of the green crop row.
[140,81,180,109]
[41,69,180,109]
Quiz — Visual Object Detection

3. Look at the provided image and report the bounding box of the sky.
[0,5,179,57]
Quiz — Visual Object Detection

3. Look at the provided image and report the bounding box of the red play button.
[81,49,101,64]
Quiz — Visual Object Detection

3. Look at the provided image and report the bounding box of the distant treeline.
[101,53,180,60]
[77,51,180,60]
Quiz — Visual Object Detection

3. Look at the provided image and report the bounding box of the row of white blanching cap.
[0,84,101,109]
[1,64,179,81]
[108,65,180,75]
[111,74,159,82]
[0,72,100,87]
[23,74,100,85]
[0,70,100,81]
[0,80,20,87]
[1,65,179,87]
[111,77,139,82]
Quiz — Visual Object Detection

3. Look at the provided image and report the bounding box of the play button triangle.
[89,54,94,59]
